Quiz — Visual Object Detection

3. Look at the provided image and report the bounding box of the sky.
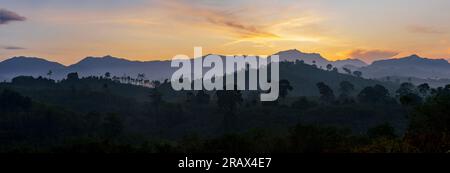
[0,0,450,65]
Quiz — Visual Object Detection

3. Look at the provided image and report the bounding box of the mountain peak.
[334,58,367,66]
[0,56,66,76]
[276,49,321,56]
[281,49,302,54]
[2,56,63,66]
[102,55,117,59]
[406,54,422,59]
[84,55,119,59]
[79,55,128,63]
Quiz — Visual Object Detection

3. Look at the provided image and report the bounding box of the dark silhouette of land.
[0,60,449,153]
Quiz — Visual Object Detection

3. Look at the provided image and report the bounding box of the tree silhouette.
[316,82,335,103]
[47,70,53,79]
[104,72,111,79]
[151,80,161,88]
[332,67,338,73]
[279,79,293,99]
[407,87,450,152]
[312,60,317,68]
[339,81,354,95]
[67,72,79,80]
[338,81,355,103]
[417,83,430,97]
[343,68,352,75]
[358,85,392,104]
[326,64,333,71]
[399,93,422,106]
[137,73,145,85]
[353,71,362,78]
[396,82,415,97]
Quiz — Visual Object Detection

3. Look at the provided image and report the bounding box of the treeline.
[0,73,449,153]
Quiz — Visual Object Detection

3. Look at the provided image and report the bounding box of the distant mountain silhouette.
[0,53,399,97]
[0,56,65,80]
[333,59,367,68]
[274,49,367,69]
[276,49,329,64]
[359,54,450,79]
[64,55,174,80]
[1,51,448,83]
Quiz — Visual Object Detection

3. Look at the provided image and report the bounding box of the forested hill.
[278,61,397,96]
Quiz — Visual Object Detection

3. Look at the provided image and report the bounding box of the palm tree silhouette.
[47,70,53,79]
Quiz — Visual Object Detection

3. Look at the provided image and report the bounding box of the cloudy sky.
[1,0,449,65]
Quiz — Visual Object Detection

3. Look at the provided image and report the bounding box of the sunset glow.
[1,0,449,65]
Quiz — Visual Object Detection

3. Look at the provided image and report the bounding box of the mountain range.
[0,50,449,86]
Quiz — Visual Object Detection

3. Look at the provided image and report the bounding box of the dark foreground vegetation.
[0,63,449,153]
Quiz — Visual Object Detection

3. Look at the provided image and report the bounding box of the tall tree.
[326,64,333,71]
[417,83,430,97]
[338,81,355,103]
[279,79,293,99]
[358,85,392,104]
[316,82,335,103]
[47,70,53,79]
[396,82,415,97]
[343,68,352,75]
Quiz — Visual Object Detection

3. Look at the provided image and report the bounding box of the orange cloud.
[339,49,399,63]
[155,0,326,46]
[157,0,278,39]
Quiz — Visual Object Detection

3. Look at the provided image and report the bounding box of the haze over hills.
[0,56,66,81]
[275,49,367,69]
[0,49,367,81]
[359,54,450,79]
[0,50,397,97]
[65,55,174,81]
[1,50,449,87]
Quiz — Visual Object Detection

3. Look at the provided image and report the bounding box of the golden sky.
[1,0,449,65]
